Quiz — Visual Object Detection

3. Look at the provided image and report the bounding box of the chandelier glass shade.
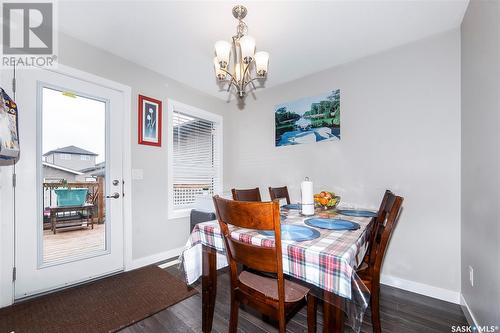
[213,5,269,99]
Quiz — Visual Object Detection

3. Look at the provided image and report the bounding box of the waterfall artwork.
[275,90,340,147]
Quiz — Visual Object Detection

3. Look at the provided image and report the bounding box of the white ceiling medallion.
[213,5,269,100]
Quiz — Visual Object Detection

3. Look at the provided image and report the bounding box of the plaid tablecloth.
[181,208,373,299]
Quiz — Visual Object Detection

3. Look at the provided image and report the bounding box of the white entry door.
[11,66,126,299]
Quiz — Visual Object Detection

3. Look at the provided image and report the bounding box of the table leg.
[323,290,344,333]
[202,245,217,333]
[88,208,93,229]
[51,213,56,234]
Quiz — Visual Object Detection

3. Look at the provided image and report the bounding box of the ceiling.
[58,1,469,101]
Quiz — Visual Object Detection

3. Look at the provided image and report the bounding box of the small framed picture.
[138,95,162,146]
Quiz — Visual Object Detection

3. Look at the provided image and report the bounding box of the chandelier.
[213,5,269,99]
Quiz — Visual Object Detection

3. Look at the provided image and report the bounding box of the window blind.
[172,111,221,209]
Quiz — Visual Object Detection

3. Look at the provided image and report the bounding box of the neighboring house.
[42,162,83,183]
[43,145,98,171]
[79,162,105,181]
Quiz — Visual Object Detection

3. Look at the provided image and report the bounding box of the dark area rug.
[0,265,197,333]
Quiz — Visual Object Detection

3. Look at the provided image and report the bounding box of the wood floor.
[122,266,468,333]
[43,224,105,262]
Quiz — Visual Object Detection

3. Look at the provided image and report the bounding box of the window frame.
[167,99,223,219]
[59,153,71,160]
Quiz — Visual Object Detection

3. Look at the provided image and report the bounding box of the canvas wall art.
[275,90,340,147]
[138,94,162,147]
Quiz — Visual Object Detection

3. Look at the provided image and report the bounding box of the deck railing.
[43,178,105,223]
[174,183,212,208]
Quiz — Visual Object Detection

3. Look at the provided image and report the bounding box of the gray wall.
[225,30,462,296]
[461,0,500,326]
[58,33,230,260]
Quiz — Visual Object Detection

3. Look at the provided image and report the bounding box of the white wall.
[225,30,462,299]
[57,33,230,262]
[461,0,500,326]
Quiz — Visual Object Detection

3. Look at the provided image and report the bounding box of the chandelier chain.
[235,19,248,39]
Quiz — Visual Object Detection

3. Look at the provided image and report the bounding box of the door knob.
[106,192,120,199]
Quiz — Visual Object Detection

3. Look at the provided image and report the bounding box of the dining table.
[181,205,374,333]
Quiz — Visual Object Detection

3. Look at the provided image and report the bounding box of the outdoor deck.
[43,224,105,262]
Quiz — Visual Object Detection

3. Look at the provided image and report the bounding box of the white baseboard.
[158,259,179,269]
[460,294,481,330]
[127,246,184,270]
[381,274,461,304]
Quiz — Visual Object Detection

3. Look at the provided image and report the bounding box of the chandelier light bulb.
[214,40,231,69]
[235,63,242,82]
[255,51,269,77]
[239,35,255,64]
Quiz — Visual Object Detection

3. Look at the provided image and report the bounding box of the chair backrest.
[231,187,262,202]
[366,190,394,257]
[367,193,404,284]
[268,186,291,205]
[212,195,282,275]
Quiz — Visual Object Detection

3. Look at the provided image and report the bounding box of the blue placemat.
[258,225,320,242]
[336,209,377,218]
[281,203,301,210]
[304,218,360,230]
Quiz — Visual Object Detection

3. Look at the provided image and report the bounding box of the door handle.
[106,192,120,199]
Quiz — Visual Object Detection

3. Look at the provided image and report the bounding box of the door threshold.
[14,268,124,303]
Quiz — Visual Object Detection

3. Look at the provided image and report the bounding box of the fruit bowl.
[314,191,340,210]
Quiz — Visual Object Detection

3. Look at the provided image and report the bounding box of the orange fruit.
[319,197,329,206]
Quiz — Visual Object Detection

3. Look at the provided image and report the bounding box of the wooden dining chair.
[357,194,404,333]
[363,190,394,267]
[212,195,317,333]
[231,187,262,202]
[268,186,291,205]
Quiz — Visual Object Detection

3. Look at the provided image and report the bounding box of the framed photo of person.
[138,94,162,147]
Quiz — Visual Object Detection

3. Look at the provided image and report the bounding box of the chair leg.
[229,291,239,333]
[278,318,286,333]
[370,289,381,333]
[278,303,286,333]
[307,294,317,333]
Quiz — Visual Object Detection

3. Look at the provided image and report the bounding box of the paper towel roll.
[301,177,315,215]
